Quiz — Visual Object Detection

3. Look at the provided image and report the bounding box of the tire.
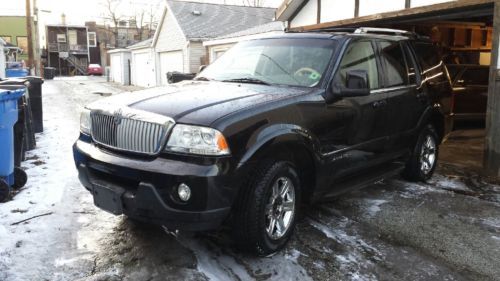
[403,124,439,182]
[13,167,27,189]
[233,160,301,256]
[0,178,10,202]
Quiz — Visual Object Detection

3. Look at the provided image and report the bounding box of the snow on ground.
[1,77,500,281]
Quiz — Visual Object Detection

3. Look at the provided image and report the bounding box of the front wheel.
[233,161,301,256]
[402,124,439,182]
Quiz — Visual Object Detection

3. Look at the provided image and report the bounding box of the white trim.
[88,32,97,47]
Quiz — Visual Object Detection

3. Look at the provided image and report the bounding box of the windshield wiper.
[194,76,212,81]
[222,77,271,85]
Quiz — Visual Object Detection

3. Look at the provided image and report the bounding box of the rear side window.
[402,43,418,85]
[412,42,441,72]
[460,67,489,85]
[379,41,408,87]
[337,40,379,90]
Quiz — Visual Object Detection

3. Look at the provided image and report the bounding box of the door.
[453,66,488,119]
[68,30,77,50]
[133,52,154,87]
[111,54,122,83]
[159,51,183,85]
[378,40,426,152]
[320,39,390,182]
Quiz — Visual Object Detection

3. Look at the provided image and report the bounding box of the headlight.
[80,108,91,135]
[165,124,230,156]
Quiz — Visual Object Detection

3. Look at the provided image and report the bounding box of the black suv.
[73,28,453,256]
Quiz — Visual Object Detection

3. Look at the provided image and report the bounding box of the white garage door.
[133,52,154,87]
[110,54,122,83]
[159,51,183,85]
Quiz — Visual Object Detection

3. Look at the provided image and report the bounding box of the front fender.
[237,123,321,167]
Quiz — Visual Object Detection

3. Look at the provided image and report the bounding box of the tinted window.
[446,65,463,81]
[337,41,379,89]
[380,41,408,87]
[460,67,489,85]
[412,42,441,72]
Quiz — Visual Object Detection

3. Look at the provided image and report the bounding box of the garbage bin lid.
[0,88,25,101]
[25,76,44,84]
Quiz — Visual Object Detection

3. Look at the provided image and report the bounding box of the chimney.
[61,13,66,25]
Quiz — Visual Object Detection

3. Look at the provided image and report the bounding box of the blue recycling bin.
[0,88,26,202]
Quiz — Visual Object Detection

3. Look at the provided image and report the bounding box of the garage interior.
[291,0,499,176]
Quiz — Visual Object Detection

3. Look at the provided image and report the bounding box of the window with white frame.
[88,32,97,47]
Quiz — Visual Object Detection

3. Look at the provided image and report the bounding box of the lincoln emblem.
[114,109,123,125]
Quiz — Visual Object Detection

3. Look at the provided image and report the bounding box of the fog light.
[177,183,191,202]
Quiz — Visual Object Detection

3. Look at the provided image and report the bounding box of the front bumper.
[73,139,236,231]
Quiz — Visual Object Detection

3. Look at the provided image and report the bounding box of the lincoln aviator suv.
[73,28,453,256]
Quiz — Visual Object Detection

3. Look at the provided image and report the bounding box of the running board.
[319,162,405,201]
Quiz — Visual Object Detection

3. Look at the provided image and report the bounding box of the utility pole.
[32,0,41,76]
[25,0,34,74]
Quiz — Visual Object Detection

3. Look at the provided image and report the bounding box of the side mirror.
[198,65,207,73]
[325,70,370,103]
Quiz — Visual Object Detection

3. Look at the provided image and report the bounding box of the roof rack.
[353,27,414,36]
[287,26,420,38]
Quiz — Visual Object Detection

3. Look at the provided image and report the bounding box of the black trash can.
[167,72,196,84]
[25,77,44,133]
[44,67,56,80]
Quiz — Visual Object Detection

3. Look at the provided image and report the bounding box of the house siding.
[187,41,206,73]
[154,8,188,83]
[155,9,186,53]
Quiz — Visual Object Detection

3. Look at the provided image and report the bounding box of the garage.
[159,51,183,85]
[131,51,155,88]
[108,49,131,86]
[277,0,500,176]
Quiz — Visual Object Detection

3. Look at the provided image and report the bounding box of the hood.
[87,81,311,126]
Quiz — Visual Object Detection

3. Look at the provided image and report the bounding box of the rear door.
[377,40,426,153]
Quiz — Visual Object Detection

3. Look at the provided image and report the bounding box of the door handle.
[372,100,387,108]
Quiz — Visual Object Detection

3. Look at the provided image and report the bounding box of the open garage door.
[159,51,183,85]
[133,52,155,88]
[285,0,500,175]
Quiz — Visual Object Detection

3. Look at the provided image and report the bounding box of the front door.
[318,39,390,185]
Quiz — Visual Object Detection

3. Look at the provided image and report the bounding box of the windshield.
[199,38,336,87]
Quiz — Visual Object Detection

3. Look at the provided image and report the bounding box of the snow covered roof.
[166,0,276,40]
[127,38,153,50]
[214,21,284,40]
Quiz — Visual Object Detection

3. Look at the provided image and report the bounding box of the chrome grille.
[90,112,169,155]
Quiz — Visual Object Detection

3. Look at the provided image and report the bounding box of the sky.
[1,0,282,26]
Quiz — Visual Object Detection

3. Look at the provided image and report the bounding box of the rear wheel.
[233,161,301,256]
[0,178,10,202]
[403,124,439,182]
[13,167,27,189]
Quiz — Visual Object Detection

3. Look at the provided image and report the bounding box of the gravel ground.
[0,77,499,281]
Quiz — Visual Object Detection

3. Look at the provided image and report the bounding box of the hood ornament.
[114,108,124,125]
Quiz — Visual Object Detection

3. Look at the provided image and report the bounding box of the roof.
[166,0,276,40]
[107,48,131,54]
[127,38,153,50]
[215,21,284,40]
[279,0,494,31]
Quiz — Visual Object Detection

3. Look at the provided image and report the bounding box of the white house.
[151,0,276,86]
[128,39,156,88]
[203,21,285,64]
